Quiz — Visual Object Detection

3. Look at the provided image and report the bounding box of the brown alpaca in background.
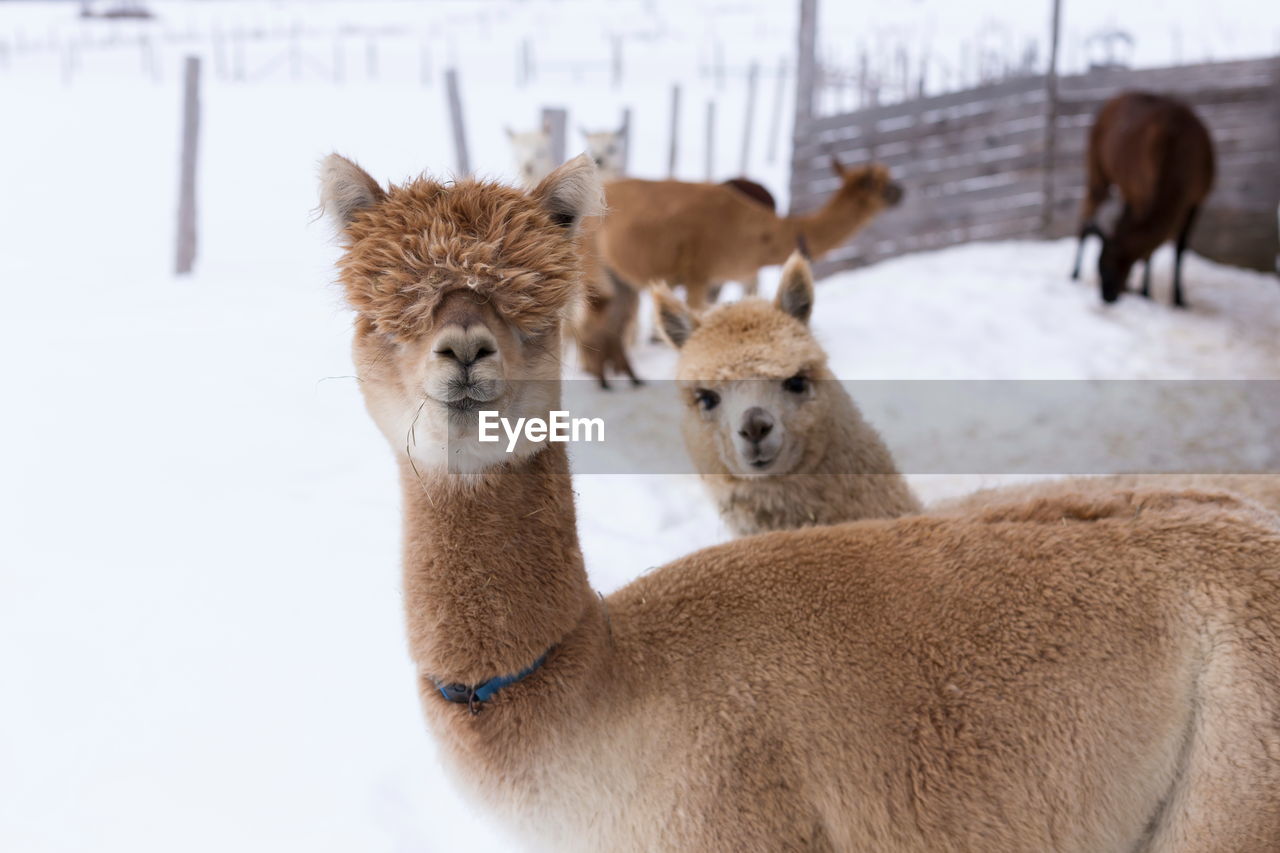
[570,176,781,388]
[322,153,1280,852]
[1070,91,1215,307]
[660,252,1280,534]
[598,158,901,309]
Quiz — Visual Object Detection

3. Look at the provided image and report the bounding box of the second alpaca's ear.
[319,154,386,229]
[532,153,604,231]
[652,284,700,348]
[774,251,815,325]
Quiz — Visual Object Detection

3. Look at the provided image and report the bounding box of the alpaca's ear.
[775,250,814,325]
[653,284,700,348]
[830,155,849,178]
[532,153,604,230]
[319,154,385,228]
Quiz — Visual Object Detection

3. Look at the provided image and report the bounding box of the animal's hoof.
[630,377,645,387]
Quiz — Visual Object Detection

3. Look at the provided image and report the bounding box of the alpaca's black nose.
[739,407,774,443]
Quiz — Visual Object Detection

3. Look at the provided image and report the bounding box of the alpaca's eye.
[783,375,809,394]
[694,389,720,411]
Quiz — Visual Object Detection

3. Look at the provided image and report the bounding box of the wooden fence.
[790,56,1280,277]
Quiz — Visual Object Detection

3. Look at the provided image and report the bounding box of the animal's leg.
[1172,205,1199,309]
[1073,161,1111,280]
[1071,226,1091,281]
[743,272,761,298]
[707,283,724,304]
[620,354,643,387]
[684,281,712,310]
[1141,259,1153,299]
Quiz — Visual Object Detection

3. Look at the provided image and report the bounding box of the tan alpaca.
[657,251,1280,534]
[598,158,902,309]
[654,251,920,536]
[322,153,1280,852]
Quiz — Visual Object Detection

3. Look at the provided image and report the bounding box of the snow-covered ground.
[3,2,1280,852]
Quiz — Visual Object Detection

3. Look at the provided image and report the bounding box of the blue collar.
[433,650,550,714]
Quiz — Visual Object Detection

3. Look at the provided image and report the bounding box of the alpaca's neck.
[399,445,598,684]
[777,189,884,261]
[712,392,921,536]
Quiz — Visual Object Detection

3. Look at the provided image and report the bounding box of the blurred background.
[1,1,1278,851]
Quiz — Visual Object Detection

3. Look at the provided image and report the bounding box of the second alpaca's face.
[681,374,827,477]
[582,130,625,179]
[508,129,555,187]
[657,252,835,478]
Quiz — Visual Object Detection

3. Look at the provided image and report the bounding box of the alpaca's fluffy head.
[321,153,603,473]
[507,125,556,188]
[656,252,841,478]
[581,126,626,181]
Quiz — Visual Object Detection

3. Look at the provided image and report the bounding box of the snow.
[2,2,1279,852]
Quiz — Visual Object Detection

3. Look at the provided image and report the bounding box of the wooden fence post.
[793,0,817,130]
[174,56,201,276]
[542,106,568,166]
[620,107,632,174]
[1041,0,1063,233]
[790,0,818,212]
[445,68,471,176]
[767,57,787,164]
[705,100,716,180]
[668,84,682,178]
[740,61,759,174]
[611,35,623,88]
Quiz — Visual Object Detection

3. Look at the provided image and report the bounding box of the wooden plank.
[808,74,1045,133]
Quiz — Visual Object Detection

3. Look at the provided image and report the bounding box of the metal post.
[667,84,681,178]
[445,68,471,176]
[542,106,568,166]
[766,57,787,163]
[174,56,201,275]
[740,61,759,174]
[705,100,716,180]
[619,107,632,174]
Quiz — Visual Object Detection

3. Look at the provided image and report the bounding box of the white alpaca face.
[582,130,625,181]
[682,376,826,478]
[508,129,555,187]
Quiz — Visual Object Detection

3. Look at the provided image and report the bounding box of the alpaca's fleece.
[673,300,829,382]
[334,176,585,340]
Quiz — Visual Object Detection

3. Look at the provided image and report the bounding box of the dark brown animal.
[1071,91,1215,307]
